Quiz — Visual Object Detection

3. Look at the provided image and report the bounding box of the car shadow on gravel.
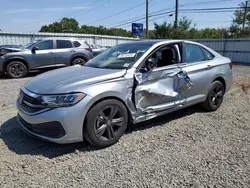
[0,68,58,79]
[0,117,95,159]
[0,72,41,79]
[0,105,204,159]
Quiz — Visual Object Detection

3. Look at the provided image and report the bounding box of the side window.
[73,41,81,47]
[201,47,214,60]
[151,45,177,68]
[184,43,205,63]
[56,40,73,49]
[36,40,53,50]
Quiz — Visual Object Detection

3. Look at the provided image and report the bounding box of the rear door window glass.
[184,43,205,63]
[56,40,73,49]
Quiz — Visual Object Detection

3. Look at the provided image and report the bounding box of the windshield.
[22,40,42,49]
[85,43,152,69]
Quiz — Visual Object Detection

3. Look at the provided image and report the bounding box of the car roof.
[39,37,86,41]
[118,40,165,46]
[118,39,208,47]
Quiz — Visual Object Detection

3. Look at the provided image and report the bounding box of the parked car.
[0,38,93,78]
[16,40,233,148]
[90,44,108,56]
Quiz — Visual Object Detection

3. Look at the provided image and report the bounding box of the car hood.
[24,66,127,94]
[3,47,22,52]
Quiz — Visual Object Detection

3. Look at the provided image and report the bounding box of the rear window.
[73,41,81,47]
[56,40,73,49]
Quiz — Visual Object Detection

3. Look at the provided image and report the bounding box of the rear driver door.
[180,42,216,104]
[54,40,75,66]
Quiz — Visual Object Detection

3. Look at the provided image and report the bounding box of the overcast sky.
[0,0,241,32]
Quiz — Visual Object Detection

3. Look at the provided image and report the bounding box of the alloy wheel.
[10,63,25,77]
[210,84,223,108]
[73,58,85,65]
[94,105,125,141]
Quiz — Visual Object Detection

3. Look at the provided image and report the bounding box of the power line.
[56,0,104,21]
[182,0,236,7]
[87,1,148,25]
[107,6,175,27]
[110,10,176,28]
[72,0,111,18]
[109,6,240,28]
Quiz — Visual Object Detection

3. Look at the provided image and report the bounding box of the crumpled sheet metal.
[133,68,194,115]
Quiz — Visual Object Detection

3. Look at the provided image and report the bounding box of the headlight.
[39,93,86,108]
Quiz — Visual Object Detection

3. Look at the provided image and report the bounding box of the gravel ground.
[0,65,249,188]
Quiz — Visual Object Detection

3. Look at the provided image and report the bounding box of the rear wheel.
[84,99,128,148]
[72,58,86,66]
[6,61,27,78]
[202,81,225,111]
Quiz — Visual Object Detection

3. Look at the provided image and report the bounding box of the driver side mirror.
[31,46,38,52]
[145,58,157,72]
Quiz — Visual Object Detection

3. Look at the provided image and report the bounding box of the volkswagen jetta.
[16,40,233,148]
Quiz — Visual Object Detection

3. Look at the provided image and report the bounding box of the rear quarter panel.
[210,56,233,93]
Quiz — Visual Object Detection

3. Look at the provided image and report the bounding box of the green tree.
[40,18,80,33]
[229,1,250,37]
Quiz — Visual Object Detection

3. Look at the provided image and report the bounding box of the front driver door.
[30,40,55,69]
[134,43,193,118]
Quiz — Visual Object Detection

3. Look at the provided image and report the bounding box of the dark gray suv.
[0,37,93,78]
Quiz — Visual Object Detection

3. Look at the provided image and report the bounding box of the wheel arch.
[212,76,226,92]
[5,57,29,72]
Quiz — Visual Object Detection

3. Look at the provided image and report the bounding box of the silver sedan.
[16,40,233,148]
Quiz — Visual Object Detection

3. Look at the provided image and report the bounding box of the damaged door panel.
[133,67,194,122]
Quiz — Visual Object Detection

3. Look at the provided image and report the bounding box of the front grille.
[18,115,66,138]
[20,91,45,114]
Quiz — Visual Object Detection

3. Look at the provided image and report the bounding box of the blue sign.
[132,23,143,36]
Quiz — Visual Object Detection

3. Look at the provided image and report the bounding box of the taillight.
[84,48,92,52]
[229,62,233,70]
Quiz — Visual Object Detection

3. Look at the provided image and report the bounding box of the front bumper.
[16,92,93,144]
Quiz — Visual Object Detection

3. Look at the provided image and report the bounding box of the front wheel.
[72,58,86,66]
[84,99,128,148]
[6,61,28,78]
[201,81,225,111]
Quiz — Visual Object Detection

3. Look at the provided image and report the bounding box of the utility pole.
[243,1,249,30]
[174,0,179,29]
[146,0,149,36]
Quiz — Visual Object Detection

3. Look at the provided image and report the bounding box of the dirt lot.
[0,65,249,188]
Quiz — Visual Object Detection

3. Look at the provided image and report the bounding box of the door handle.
[206,65,213,70]
[71,50,76,52]
[49,52,54,54]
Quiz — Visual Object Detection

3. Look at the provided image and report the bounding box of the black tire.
[84,99,128,148]
[71,58,86,66]
[202,81,225,111]
[6,61,28,78]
